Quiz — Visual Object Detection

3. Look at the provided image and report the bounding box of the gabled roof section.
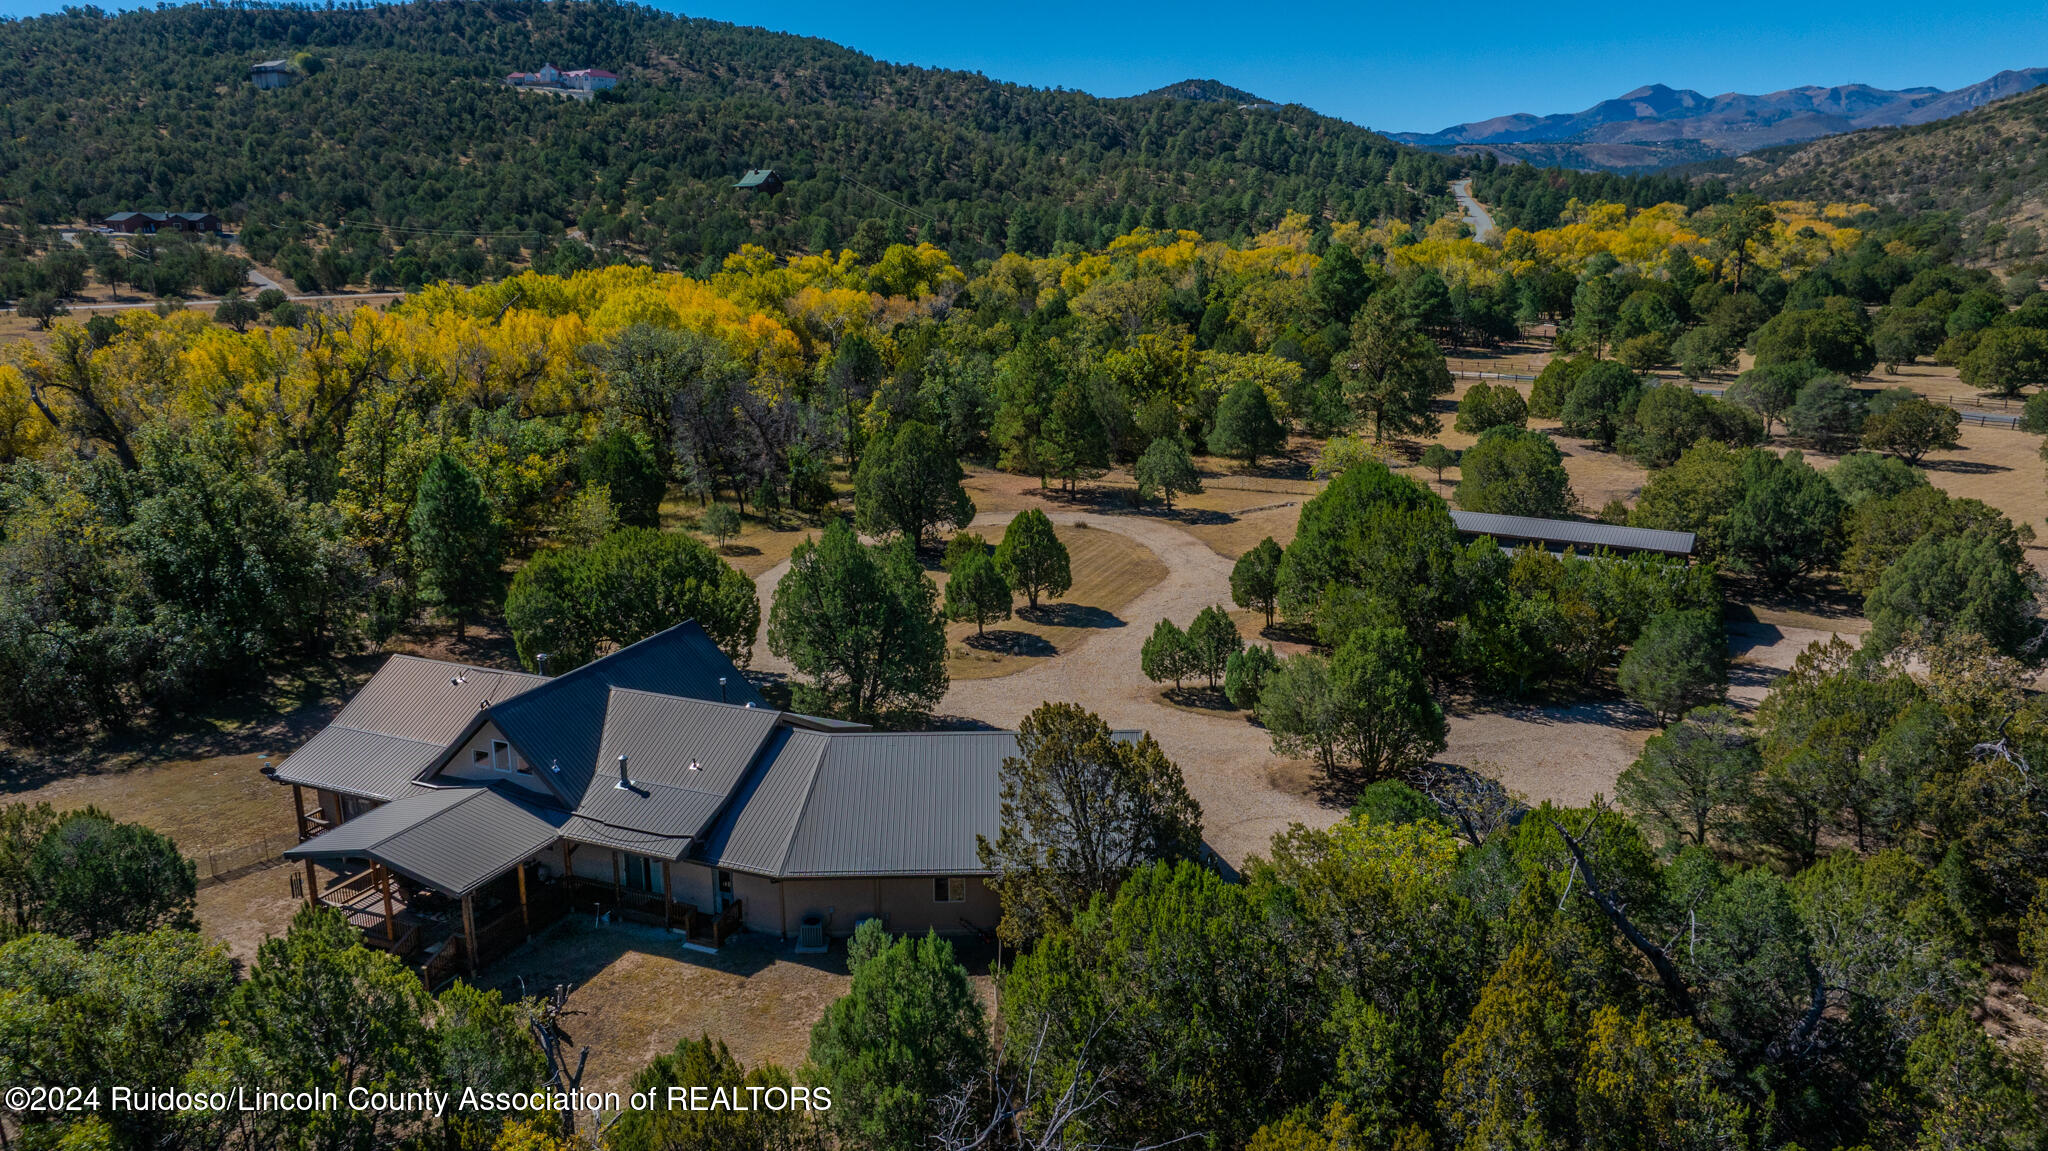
[560,688,784,855]
[479,621,767,803]
[274,655,546,799]
[284,784,565,896]
[697,730,1143,879]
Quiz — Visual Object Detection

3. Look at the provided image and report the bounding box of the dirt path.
[750,509,1340,866]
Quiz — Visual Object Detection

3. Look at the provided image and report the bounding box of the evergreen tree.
[580,428,667,529]
[943,549,1011,637]
[1725,449,1844,588]
[767,520,948,725]
[1338,297,1453,441]
[1208,378,1287,466]
[1617,609,1730,724]
[853,420,975,548]
[1224,644,1282,715]
[1230,537,1284,627]
[1454,427,1576,518]
[1185,605,1244,689]
[978,702,1203,943]
[1617,705,1757,848]
[409,452,502,638]
[1141,618,1195,690]
[808,930,987,1151]
[993,509,1071,609]
[27,809,196,944]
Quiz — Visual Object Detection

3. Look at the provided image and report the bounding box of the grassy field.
[940,521,1168,681]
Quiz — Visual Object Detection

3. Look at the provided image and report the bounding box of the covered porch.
[284,785,571,980]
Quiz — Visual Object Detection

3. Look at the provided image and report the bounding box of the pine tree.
[994,509,1072,609]
[1207,379,1287,466]
[943,550,1012,636]
[1230,537,1284,627]
[1140,618,1194,690]
[409,452,502,638]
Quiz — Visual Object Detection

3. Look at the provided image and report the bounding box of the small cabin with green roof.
[733,168,784,195]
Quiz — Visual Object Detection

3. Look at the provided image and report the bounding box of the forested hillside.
[1725,84,2048,262]
[0,0,1450,276]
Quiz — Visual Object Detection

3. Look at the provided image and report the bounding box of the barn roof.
[1449,510,1695,557]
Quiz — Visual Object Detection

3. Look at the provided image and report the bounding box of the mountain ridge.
[1396,68,2048,170]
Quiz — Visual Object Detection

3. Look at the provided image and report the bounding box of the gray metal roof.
[1449,510,1695,557]
[271,725,446,801]
[562,687,784,849]
[695,728,833,874]
[698,730,1145,879]
[274,655,546,798]
[284,785,565,896]
[482,622,767,804]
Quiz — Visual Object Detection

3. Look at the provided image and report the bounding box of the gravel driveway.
[749,509,1341,866]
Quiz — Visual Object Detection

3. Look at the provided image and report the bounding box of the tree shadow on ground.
[1037,484,1236,524]
[1727,576,1864,622]
[1917,457,2009,475]
[1725,620,1786,662]
[715,543,763,557]
[1160,686,1234,711]
[925,714,1001,732]
[1477,694,1661,732]
[962,629,1057,657]
[1018,602,1124,629]
[1728,661,1782,695]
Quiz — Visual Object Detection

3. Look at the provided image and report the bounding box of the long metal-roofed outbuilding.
[271,619,1109,976]
[1449,510,1695,559]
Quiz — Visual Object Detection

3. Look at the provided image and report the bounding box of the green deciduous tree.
[1455,381,1528,435]
[1859,395,1960,464]
[1724,361,1814,436]
[1617,609,1729,724]
[808,931,986,1151]
[767,519,948,725]
[1455,426,1576,518]
[977,702,1203,943]
[993,509,1071,609]
[409,451,502,637]
[1134,435,1202,509]
[853,420,974,548]
[505,527,758,671]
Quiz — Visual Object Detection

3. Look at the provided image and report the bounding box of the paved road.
[1451,178,1498,242]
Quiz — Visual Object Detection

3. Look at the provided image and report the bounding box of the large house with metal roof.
[273,622,1013,976]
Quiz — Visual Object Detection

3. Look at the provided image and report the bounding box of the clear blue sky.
[3,0,2043,132]
[658,0,2048,132]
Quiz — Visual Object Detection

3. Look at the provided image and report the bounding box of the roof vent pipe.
[718,676,728,703]
[537,653,551,677]
[615,753,630,790]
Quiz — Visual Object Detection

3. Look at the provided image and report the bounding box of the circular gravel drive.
[749,510,1341,866]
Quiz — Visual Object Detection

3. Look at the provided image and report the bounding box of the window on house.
[472,748,490,765]
[491,740,511,771]
[933,877,966,903]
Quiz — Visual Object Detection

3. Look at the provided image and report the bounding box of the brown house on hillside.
[100,211,221,234]
[271,622,1071,979]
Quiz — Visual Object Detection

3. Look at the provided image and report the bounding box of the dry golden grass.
[10,752,291,860]
[942,523,1167,680]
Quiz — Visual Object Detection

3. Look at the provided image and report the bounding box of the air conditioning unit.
[795,913,827,954]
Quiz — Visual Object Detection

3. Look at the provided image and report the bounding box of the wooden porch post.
[375,864,395,942]
[661,861,673,932]
[301,858,317,907]
[460,893,479,976]
[291,785,309,842]
[611,851,621,904]
[517,863,530,937]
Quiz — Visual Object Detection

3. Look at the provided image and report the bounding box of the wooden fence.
[192,832,299,886]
